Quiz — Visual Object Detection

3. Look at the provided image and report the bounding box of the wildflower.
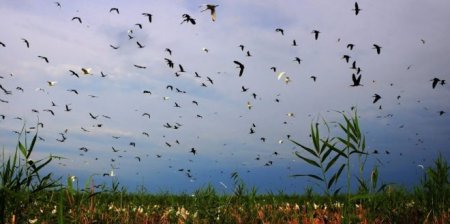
[28,218,38,224]
[52,205,57,214]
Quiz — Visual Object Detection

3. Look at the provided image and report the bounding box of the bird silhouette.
[353,2,361,15]
[181,14,196,25]
[0,42,5,47]
[110,44,119,49]
[239,45,245,51]
[165,58,174,68]
[431,78,440,89]
[373,44,382,54]
[165,48,172,55]
[38,56,49,63]
[134,64,146,69]
[67,89,78,94]
[81,68,92,75]
[294,57,302,64]
[312,30,320,40]
[373,94,381,103]
[200,4,219,21]
[110,8,119,14]
[233,61,244,77]
[136,41,145,48]
[69,70,79,78]
[310,76,317,82]
[351,73,362,86]
[292,39,297,46]
[72,17,82,23]
[342,55,350,63]
[22,38,30,48]
[142,13,152,23]
[275,28,284,35]
[347,43,354,50]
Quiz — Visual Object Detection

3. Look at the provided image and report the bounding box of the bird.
[109,8,119,14]
[43,109,54,116]
[200,4,219,21]
[65,104,72,112]
[54,2,61,8]
[190,148,197,155]
[134,64,146,69]
[342,55,350,63]
[233,61,244,77]
[165,48,172,55]
[353,2,361,15]
[238,45,245,51]
[136,41,145,48]
[38,56,49,63]
[142,113,151,118]
[142,13,152,23]
[181,14,196,25]
[270,67,276,72]
[241,86,249,92]
[165,58,174,68]
[372,94,381,103]
[178,64,186,72]
[439,111,445,116]
[135,156,141,162]
[206,76,214,84]
[143,90,152,94]
[81,68,92,75]
[351,74,362,86]
[72,17,82,23]
[275,28,284,35]
[292,39,297,46]
[373,44,382,54]
[310,76,317,82]
[69,70,79,78]
[67,89,78,94]
[347,43,354,50]
[246,51,251,57]
[89,113,98,119]
[47,81,57,86]
[431,78,440,89]
[21,38,30,48]
[247,102,252,110]
[294,57,302,64]
[135,23,143,29]
[0,42,5,47]
[312,30,320,40]
[202,47,209,53]
[110,44,119,49]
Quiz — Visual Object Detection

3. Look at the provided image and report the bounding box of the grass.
[0,114,449,224]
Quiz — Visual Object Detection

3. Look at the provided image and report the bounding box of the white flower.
[28,218,38,224]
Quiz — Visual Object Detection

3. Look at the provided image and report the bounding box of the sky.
[0,0,449,194]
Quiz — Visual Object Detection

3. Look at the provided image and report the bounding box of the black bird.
[67,89,78,94]
[310,76,317,82]
[431,78,440,89]
[134,64,146,69]
[190,148,197,155]
[165,58,174,68]
[135,23,143,29]
[135,156,141,162]
[178,64,185,72]
[16,87,24,92]
[165,142,172,147]
[142,113,151,118]
[89,113,98,119]
[206,76,214,84]
[351,73,362,86]
[270,67,276,72]
[72,17,82,23]
[233,60,244,77]
[292,39,297,46]
[174,102,181,108]
[22,38,30,48]
[0,42,5,47]
[372,94,381,104]
[136,41,145,48]
[238,44,245,51]
[347,43,354,50]
[249,127,255,134]
[373,44,382,54]
[252,93,257,99]
[143,90,152,94]
[112,147,119,152]
[353,2,361,15]
[181,14,196,25]
[110,44,119,49]
[275,28,284,35]
[110,8,119,14]
[294,57,302,64]
[246,51,251,57]
[192,100,199,106]
[342,55,350,63]
[142,13,152,23]
[69,70,79,78]
[65,104,72,112]
[166,85,173,91]
[165,48,172,55]
[439,111,445,116]
[38,56,49,63]
[55,2,61,7]
[441,80,446,86]
[312,30,320,40]
[80,147,88,152]
[43,109,55,116]
[130,142,136,147]
[241,86,249,92]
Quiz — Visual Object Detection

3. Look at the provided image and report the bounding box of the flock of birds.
[0,2,448,191]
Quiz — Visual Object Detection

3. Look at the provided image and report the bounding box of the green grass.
[1,115,449,224]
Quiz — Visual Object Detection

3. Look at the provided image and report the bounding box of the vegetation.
[0,115,448,223]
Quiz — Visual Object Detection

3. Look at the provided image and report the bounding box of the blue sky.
[1,0,449,194]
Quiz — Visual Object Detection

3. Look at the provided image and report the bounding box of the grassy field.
[1,112,448,224]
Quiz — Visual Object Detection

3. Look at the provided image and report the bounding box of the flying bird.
[312,30,320,40]
[136,41,145,48]
[233,60,244,77]
[67,89,78,94]
[353,2,361,15]
[110,44,119,49]
[72,17,82,23]
[22,38,30,48]
[372,94,381,104]
[0,42,5,47]
[110,8,119,14]
[275,28,284,35]
[142,13,152,23]
[47,81,57,86]
[373,44,382,54]
[165,48,172,55]
[69,70,79,77]
[200,4,219,21]
[347,43,354,50]
[342,55,350,63]
[181,14,196,25]
[134,64,146,69]
[165,58,174,68]
[310,76,317,82]
[81,68,92,75]
[294,57,302,64]
[38,56,49,63]
[292,39,297,46]
[431,78,440,89]
[351,73,362,86]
